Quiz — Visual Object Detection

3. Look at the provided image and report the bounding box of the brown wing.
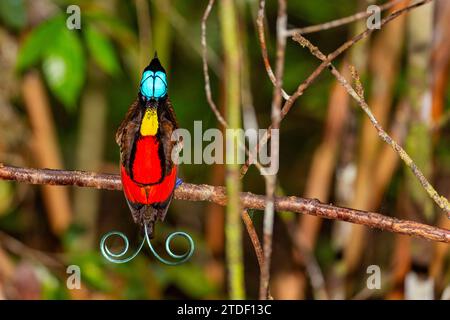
[116,98,142,175]
[158,98,179,176]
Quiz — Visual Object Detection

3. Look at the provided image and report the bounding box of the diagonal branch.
[241,209,264,274]
[292,33,450,217]
[0,164,449,243]
[241,0,434,178]
[256,0,290,100]
[284,0,406,37]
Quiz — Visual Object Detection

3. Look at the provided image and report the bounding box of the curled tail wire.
[100,224,194,265]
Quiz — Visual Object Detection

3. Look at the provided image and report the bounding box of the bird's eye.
[140,70,167,99]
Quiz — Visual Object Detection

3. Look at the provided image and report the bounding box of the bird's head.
[139,52,167,107]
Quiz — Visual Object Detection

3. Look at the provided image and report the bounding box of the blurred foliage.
[18,15,85,109]
[0,0,26,30]
[0,0,448,300]
[84,24,120,77]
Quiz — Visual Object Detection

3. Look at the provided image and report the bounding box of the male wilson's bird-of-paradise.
[116,53,179,238]
[100,53,193,265]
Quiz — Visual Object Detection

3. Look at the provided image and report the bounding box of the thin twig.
[347,66,450,216]
[202,0,228,128]
[241,209,273,299]
[202,0,266,175]
[284,0,406,36]
[293,33,450,217]
[241,210,264,273]
[240,6,260,134]
[0,165,449,242]
[256,0,290,100]
[241,0,434,178]
[259,0,286,301]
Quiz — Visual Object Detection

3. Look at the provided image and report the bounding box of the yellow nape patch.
[140,108,158,136]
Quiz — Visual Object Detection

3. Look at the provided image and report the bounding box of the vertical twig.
[202,0,266,174]
[238,1,259,134]
[219,0,245,299]
[256,0,290,100]
[202,0,228,128]
[259,0,286,300]
[202,1,226,290]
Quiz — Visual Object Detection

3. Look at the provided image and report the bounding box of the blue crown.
[140,70,167,99]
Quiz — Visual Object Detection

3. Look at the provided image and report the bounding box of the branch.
[284,0,406,37]
[241,0,434,178]
[1,164,449,243]
[241,210,264,274]
[292,33,450,217]
[201,0,266,175]
[256,0,290,100]
[258,0,286,301]
[201,0,228,128]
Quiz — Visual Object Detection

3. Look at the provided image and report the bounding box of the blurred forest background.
[0,0,449,299]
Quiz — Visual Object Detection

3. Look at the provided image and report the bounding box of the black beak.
[145,98,157,109]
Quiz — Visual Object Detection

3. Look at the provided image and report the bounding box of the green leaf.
[0,0,26,30]
[83,12,137,48]
[17,15,85,110]
[16,16,63,71]
[84,24,120,76]
[42,27,85,111]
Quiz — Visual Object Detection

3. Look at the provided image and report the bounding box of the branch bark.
[284,0,406,36]
[201,0,228,128]
[1,164,449,243]
[258,0,286,301]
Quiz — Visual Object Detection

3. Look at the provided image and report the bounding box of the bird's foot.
[175,177,183,188]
